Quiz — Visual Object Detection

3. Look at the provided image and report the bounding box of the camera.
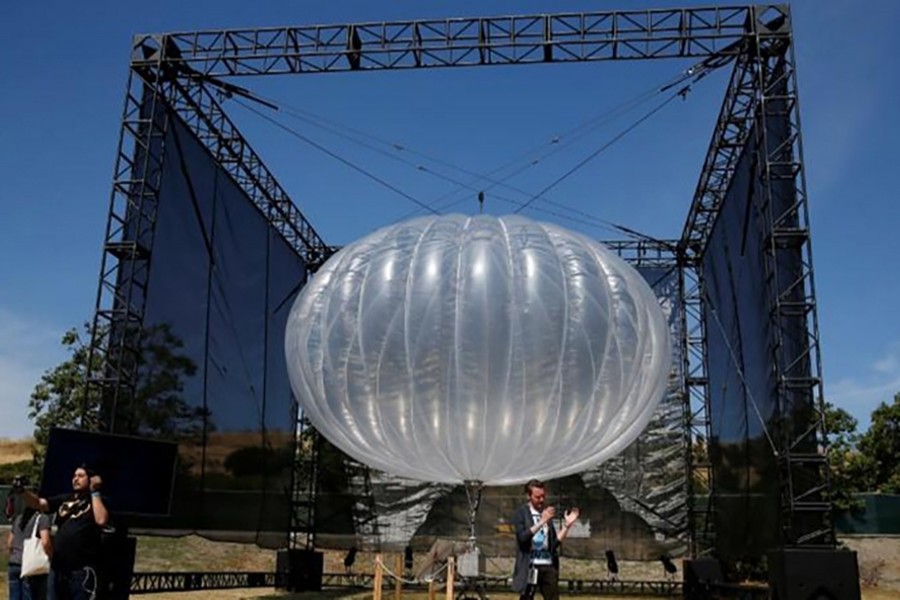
[11,474,29,492]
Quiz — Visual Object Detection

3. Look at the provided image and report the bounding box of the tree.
[27,325,101,476]
[822,401,872,510]
[857,392,900,493]
[27,322,204,477]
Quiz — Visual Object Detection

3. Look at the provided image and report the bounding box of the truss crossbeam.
[129,7,779,78]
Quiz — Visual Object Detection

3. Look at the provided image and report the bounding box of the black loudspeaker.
[768,549,860,600]
[277,549,324,592]
[683,557,723,599]
[99,535,137,600]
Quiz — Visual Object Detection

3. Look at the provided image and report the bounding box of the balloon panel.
[286,214,671,485]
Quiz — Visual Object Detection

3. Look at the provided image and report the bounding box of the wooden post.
[445,556,455,600]
[428,579,437,600]
[395,554,404,600]
[374,554,384,600]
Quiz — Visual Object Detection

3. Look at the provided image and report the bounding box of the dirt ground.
[841,536,900,592]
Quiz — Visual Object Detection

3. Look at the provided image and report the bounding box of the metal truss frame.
[291,412,319,550]
[331,573,684,597]
[131,572,280,594]
[86,68,170,430]
[747,19,832,547]
[604,239,679,269]
[680,4,831,549]
[132,6,756,77]
[680,262,715,556]
[130,570,685,596]
[88,2,830,566]
[605,239,715,557]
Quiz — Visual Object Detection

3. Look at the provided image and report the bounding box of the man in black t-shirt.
[17,464,110,600]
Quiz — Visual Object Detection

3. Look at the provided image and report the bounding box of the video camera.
[11,474,30,492]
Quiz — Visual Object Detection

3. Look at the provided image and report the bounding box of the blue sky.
[1,0,898,439]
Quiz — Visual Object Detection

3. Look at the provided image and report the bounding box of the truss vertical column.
[291,412,320,550]
[343,458,382,550]
[86,63,171,430]
[681,259,715,557]
[748,5,833,548]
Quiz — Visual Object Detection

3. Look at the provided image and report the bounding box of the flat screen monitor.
[41,428,178,517]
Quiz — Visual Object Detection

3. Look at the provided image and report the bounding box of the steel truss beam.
[131,572,280,594]
[747,21,832,547]
[86,67,170,428]
[681,263,715,556]
[604,239,679,269]
[132,6,762,77]
[291,414,319,549]
[605,240,710,554]
[320,573,684,597]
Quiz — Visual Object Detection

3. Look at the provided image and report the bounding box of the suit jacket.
[511,503,560,592]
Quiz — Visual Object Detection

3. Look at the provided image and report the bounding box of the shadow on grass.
[255,590,373,600]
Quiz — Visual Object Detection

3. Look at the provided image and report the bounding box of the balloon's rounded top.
[286,214,671,485]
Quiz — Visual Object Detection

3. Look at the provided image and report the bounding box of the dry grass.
[862,590,900,600]
[123,592,660,600]
[0,437,33,465]
[134,535,277,572]
[4,536,900,600]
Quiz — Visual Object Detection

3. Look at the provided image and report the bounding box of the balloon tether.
[463,480,483,551]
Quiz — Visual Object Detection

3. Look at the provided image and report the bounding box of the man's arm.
[4,529,12,555]
[18,489,49,513]
[38,519,53,558]
[90,475,109,526]
[514,507,534,549]
[557,507,580,543]
[515,506,555,549]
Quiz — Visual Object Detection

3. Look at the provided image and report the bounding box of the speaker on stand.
[276,549,324,592]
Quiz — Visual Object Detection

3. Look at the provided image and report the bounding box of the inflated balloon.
[285,214,671,485]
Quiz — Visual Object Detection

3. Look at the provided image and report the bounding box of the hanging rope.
[513,86,688,214]
[463,480,484,551]
[232,97,439,215]
[228,64,708,230]
[376,555,447,585]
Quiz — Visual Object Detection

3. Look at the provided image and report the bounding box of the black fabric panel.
[702,119,782,560]
[111,110,305,548]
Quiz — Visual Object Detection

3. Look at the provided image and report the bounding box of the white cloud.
[872,343,900,374]
[827,342,900,430]
[0,307,68,439]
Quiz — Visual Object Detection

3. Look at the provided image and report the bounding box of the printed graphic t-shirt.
[529,506,552,565]
[48,494,103,571]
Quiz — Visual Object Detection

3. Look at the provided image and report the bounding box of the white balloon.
[285,214,671,485]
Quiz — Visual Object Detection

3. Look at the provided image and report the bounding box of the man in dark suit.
[511,479,580,600]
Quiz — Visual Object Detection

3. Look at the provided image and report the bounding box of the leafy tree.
[857,392,900,493]
[27,325,101,477]
[823,401,872,510]
[27,322,204,477]
[0,461,35,485]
